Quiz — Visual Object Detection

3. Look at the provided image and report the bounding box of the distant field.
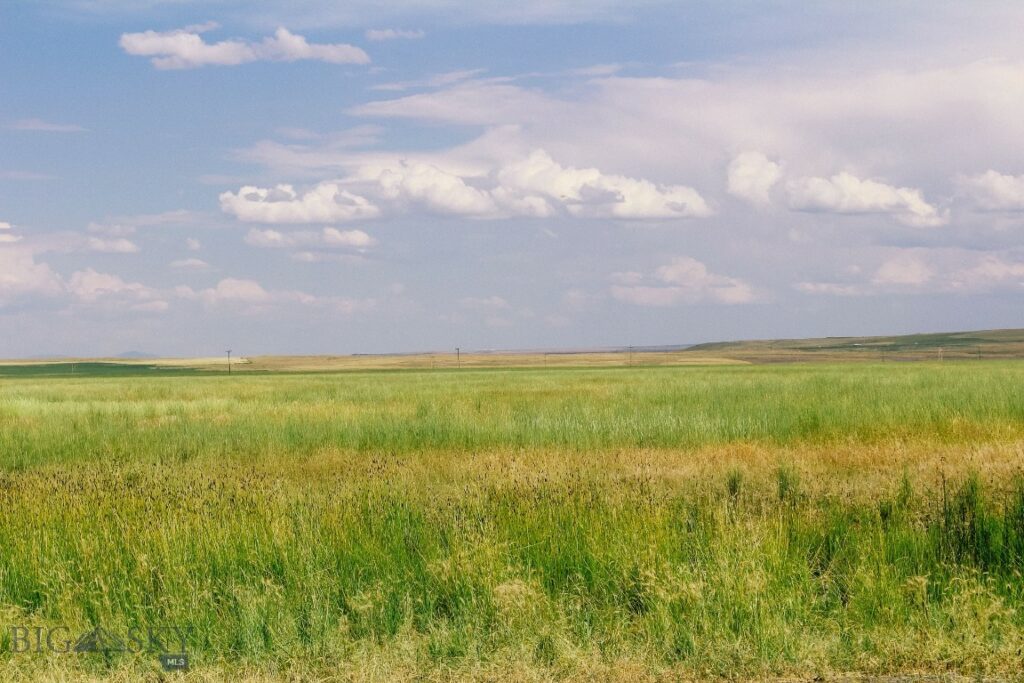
[0,351,745,376]
[1,361,1023,680]
[3,328,1022,375]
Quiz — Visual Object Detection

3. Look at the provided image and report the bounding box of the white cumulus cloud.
[67,269,166,312]
[496,150,712,219]
[0,247,64,305]
[949,255,1024,291]
[0,221,19,243]
[120,25,370,70]
[727,151,782,206]
[223,149,710,222]
[220,183,380,223]
[959,170,1024,211]
[611,256,756,306]
[370,162,498,216]
[787,172,947,227]
[194,278,278,305]
[871,254,934,286]
[798,249,1024,297]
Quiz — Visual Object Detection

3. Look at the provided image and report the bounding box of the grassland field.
[0,359,1023,681]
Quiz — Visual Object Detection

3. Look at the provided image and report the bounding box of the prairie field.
[1,361,1023,681]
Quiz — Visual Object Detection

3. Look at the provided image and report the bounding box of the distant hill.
[685,328,1024,362]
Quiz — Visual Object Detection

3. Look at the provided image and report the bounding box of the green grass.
[1,362,1023,680]
[2,362,1024,469]
[0,362,199,378]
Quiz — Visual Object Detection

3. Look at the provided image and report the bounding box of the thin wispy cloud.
[365,28,425,41]
[0,170,57,181]
[7,118,86,132]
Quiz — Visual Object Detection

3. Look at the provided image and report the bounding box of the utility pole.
[456,347,461,369]
[226,349,232,375]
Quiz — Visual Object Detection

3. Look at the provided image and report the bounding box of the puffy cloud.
[727,151,781,205]
[371,162,498,216]
[0,247,64,305]
[258,27,370,64]
[798,250,1024,297]
[7,119,86,133]
[365,28,425,41]
[949,255,1024,291]
[119,25,369,70]
[244,227,375,248]
[219,183,380,223]
[959,170,1024,211]
[343,59,1024,228]
[243,228,292,248]
[185,238,202,251]
[2,229,156,309]
[496,150,712,219]
[871,254,934,286]
[67,269,146,302]
[192,278,278,305]
[0,221,19,244]
[223,149,710,222]
[323,227,374,247]
[120,25,253,69]
[787,172,947,227]
[611,256,756,306]
[86,236,140,253]
[67,269,166,312]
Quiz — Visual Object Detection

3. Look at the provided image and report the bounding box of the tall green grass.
[1,363,1023,470]
[0,363,1023,679]
[1,465,1021,677]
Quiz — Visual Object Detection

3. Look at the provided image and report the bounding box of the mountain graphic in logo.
[73,626,128,653]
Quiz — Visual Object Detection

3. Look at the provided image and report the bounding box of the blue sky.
[2,1,1024,357]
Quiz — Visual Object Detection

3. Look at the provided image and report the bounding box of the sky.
[2,1,1024,357]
